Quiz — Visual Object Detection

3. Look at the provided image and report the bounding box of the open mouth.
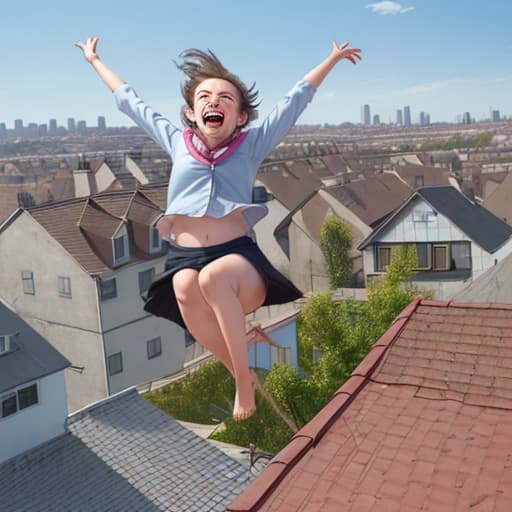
[203,110,224,127]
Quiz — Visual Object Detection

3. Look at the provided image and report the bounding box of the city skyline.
[1,0,511,127]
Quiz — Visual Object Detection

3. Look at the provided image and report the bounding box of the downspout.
[94,276,111,396]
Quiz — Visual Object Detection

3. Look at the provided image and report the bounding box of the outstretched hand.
[74,37,100,63]
[331,40,362,65]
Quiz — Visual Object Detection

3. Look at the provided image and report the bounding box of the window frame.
[138,268,155,295]
[1,382,39,420]
[21,271,35,295]
[108,352,123,376]
[149,227,162,253]
[99,277,117,301]
[376,245,392,272]
[147,337,162,360]
[57,276,72,298]
[113,231,130,265]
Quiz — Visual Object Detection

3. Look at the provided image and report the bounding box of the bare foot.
[233,375,256,421]
[246,325,280,348]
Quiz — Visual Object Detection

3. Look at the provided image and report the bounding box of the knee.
[198,265,232,300]
[172,272,200,308]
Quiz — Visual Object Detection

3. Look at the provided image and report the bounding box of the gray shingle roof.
[0,301,70,393]
[0,388,252,511]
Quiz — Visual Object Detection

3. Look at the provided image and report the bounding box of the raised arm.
[74,37,125,92]
[304,40,362,90]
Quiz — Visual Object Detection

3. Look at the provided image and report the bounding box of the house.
[228,297,512,511]
[0,388,253,511]
[0,186,185,412]
[358,185,512,300]
[392,163,451,189]
[482,170,512,224]
[274,172,412,292]
[0,299,70,463]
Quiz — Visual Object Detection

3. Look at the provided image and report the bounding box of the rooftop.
[229,297,512,511]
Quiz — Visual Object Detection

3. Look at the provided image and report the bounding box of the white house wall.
[104,315,185,395]
[0,371,67,464]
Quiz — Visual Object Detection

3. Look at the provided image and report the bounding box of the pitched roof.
[0,300,70,393]
[19,187,165,275]
[0,388,252,512]
[228,297,512,511]
[453,251,512,303]
[359,186,512,253]
[482,170,512,224]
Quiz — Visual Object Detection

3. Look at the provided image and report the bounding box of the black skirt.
[143,236,303,329]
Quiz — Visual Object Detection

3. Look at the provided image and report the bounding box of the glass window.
[100,278,117,301]
[21,271,35,295]
[414,176,424,188]
[377,246,392,272]
[1,393,17,418]
[18,384,38,410]
[147,337,162,359]
[108,352,123,375]
[433,245,449,270]
[113,234,129,263]
[58,276,72,298]
[451,242,471,269]
[270,346,292,365]
[139,268,155,295]
[150,228,161,252]
[416,243,431,270]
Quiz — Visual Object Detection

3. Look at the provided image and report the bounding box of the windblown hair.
[175,49,259,128]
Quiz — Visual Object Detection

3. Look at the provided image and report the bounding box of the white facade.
[361,197,512,299]
[0,211,185,412]
[0,371,68,463]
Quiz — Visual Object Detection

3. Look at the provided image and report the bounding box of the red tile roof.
[228,297,512,511]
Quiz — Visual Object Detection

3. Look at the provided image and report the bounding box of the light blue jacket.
[114,79,315,226]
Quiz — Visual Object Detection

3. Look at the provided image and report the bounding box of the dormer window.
[0,333,18,356]
[150,227,162,253]
[113,225,130,265]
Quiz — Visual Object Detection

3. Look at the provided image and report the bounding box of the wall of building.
[0,371,67,463]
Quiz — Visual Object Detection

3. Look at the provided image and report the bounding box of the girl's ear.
[237,111,249,127]
[185,107,196,122]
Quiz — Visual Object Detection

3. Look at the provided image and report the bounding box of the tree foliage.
[320,216,353,289]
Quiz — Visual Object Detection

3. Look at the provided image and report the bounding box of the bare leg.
[197,254,266,421]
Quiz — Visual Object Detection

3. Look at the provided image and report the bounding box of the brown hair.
[175,49,259,128]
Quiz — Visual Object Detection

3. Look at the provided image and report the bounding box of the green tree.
[320,216,353,289]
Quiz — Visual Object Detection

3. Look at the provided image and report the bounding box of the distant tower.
[425,113,431,125]
[404,106,411,127]
[49,118,57,135]
[492,110,500,122]
[396,109,403,126]
[419,112,426,126]
[361,104,371,126]
[373,114,380,125]
[0,123,6,138]
[14,119,24,137]
[39,124,48,137]
[77,120,87,135]
[97,116,106,131]
[68,117,76,132]
[462,112,471,124]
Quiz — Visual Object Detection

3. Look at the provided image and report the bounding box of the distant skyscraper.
[373,114,380,125]
[425,113,431,125]
[492,110,500,122]
[361,104,371,126]
[39,124,48,136]
[97,115,106,131]
[77,120,87,135]
[396,109,403,126]
[419,112,430,126]
[14,119,24,137]
[404,106,411,127]
[49,118,57,135]
[462,112,472,124]
[68,117,76,132]
[27,123,39,137]
[0,123,6,138]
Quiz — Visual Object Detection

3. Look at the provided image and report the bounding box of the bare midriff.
[155,208,250,247]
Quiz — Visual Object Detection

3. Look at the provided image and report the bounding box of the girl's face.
[187,78,248,148]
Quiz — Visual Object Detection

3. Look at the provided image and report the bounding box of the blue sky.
[1,0,511,128]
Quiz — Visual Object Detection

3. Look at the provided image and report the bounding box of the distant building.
[0,123,6,138]
[76,120,87,135]
[39,124,48,137]
[396,109,403,126]
[361,104,371,126]
[49,119,57,135]
[97,115,106,131]
[462,111,472,124]
[492,110,500,122]
[419,111,430,126]
[14,119,23,137]
[403,106,411,126]
[67,117,76,132]
[27,123,38,137]
[372,114,380,125]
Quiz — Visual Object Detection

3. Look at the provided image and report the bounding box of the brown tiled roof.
[26,187,166,275]
[483,171,512,224]
[229,297,512,511]
[325,173,412,227]
[394,164,451,189]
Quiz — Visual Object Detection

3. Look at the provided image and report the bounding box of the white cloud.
[366,1,415,15]
[400,79,458,95]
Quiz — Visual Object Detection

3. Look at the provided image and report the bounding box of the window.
[416,243,432,270]
[150,227,161,252]
[270,345,292,365]
[252,186,269,203]
[58,276,72,298]
[433,244,450,270]
[376,246,392,272]
[452,242,471,269]
[139,268,155,295]
[147,337,162,359]
[21,271,35,295]
[99,278,117,301]
[108,352,123,375]
[1,383,39,419]
[113,233,129,264]
[414,176,424,188]
[0,333,18,355]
